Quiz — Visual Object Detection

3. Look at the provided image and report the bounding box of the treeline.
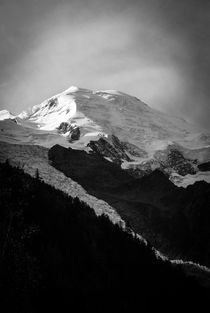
[0,162,208,312]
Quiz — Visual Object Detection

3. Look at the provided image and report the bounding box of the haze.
[0,0,209,129]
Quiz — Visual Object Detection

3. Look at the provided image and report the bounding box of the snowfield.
[0,109,15,120]
[1,85,209,150]
[0,85,210,185]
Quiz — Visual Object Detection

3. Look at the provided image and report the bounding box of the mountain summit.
[0,86,210,185]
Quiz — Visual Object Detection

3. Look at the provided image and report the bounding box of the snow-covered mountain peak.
[24,93,77,131]
[0,109,15,121]
[0,85,210,186]
[1,86,210,147]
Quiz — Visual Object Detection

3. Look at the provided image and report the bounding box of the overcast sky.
[0,0,209,129]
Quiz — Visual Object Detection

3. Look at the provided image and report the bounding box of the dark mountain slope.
[49,145,210,266]
[162,181,210,265]
[0,162,209,312]
[49,144,133,191]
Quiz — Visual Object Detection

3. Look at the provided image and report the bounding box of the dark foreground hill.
[49,144,210,267]
[0,162,209,312]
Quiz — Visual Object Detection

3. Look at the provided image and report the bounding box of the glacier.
[0,85,210,186]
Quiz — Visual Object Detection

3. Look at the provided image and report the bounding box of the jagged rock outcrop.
[48,97,58,108]
[88,135,132,165]
[111,135,148,158]
[121,141,148,158]
[127,146,197,179]
[88,134,196,178]
[69,125,80,142]
[88,134,147,165]
[126,159,162,178]
[154,147,196,176]
[57,122,80,142]
[57,122,72,134]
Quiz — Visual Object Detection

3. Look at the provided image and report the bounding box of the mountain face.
[1,86,210,278]
[0,86,210,186]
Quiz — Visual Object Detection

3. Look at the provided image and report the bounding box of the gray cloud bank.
[0,0,209,129]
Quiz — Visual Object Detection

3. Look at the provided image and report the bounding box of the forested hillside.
[0,162,209,312]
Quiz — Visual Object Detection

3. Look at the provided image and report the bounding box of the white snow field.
[0,109,15,120]
[0,86,210,185]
